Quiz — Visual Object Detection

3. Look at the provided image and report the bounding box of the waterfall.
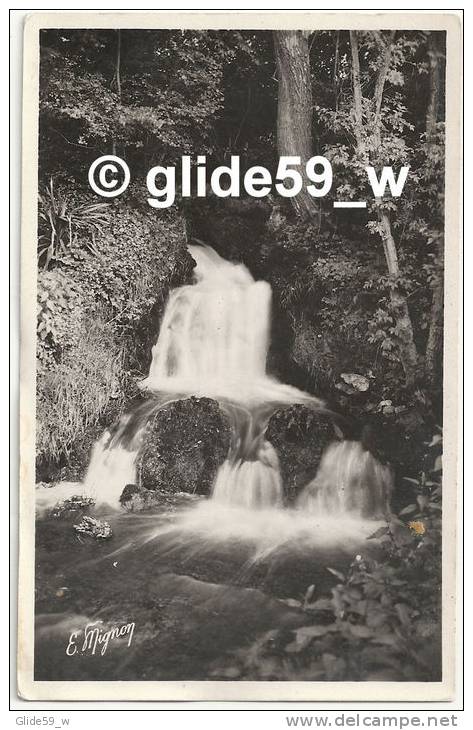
[140,245,317,406]
[138,244,321,511]
[211,404,284,508]
[45,243,391,521]
[140,245,270,401]
[297,441,393,520]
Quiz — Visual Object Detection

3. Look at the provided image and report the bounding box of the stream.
[35,244,391,681]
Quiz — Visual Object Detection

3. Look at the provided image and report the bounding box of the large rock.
[73,516,112,540]
[265,405,337,502]
[138,397,231,495]
[119,483,202,512]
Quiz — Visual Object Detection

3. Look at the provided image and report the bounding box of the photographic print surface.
[19,12,461,701]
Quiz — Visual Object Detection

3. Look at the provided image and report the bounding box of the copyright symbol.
[88,155,130,198]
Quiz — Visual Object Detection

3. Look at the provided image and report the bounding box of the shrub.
[36,314,126,470]
[38,178,109,269]
[60,203,191,366]
[37,268,84,370]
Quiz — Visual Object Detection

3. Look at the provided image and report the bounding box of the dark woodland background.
[34,28,446,683]
[37,29,445,479]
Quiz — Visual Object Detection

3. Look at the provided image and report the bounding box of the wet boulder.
[265,405,337,502]
[49,495,95,521]
[119,484,155,512]
[138,397,231,495]
[73,515,112,540]
[119,483,203,512]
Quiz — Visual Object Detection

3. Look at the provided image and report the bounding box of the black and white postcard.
[17,11,462,701]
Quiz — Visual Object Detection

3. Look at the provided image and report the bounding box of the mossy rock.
[119,483,202,512]
[265,405,337,502]
[138,397,231,495]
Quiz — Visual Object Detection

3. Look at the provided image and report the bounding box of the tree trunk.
[425,263,444,381]
[350,31,419,387]
[425,33,444,383]
[273,30,317,219]
[377,211,419,385]
[426,32,440,142]
[333,31,340,110]
[372,31,396,150]
[349,31,365,155]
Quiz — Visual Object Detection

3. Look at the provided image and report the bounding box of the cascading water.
[35,243,396,688]
[139,244,327,510]
[212,405,284,508]
[141,245,270,401]
[38,243,392,526]
[297,440,393,520]
[75,244,322,510]
[141,244,318,407]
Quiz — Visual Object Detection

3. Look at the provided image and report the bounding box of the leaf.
[304,584,316,604]
[417,494,430,511]
[349,624,373,638]
[307,597,333,611]
[279,598,302,608]
[390,519,414,545]
[326,567,345,581]
[295,625,330,639]
[399,504,417,516]
[340,373,370,391]
[366,609,390,629]
[395,603,411,626]
[371,633,399,647]
[289,624,337,650]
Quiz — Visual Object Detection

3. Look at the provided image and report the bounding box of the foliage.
[36,314,126,465]
[61,205,187,331]
[36,28,445,467]
[39,29,240,178]
[35,31,445,682]
[36,197,189,472]
[261,220,392,393]
[315,32,445,375]
[38,178,109,269]
[37,268,84,369]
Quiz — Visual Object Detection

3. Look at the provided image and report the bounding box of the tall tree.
[273,30,318,219]
[349,30,419,387]
[424,32,444,384]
